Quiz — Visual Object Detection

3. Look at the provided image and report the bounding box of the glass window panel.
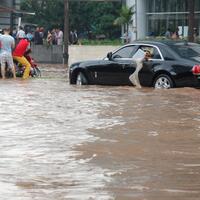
[146,0,188,13]
[145,0,200,37]
[112,46,137,59]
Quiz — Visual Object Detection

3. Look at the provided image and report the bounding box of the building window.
[146,0,200,37]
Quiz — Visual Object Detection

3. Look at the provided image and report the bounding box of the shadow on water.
[0,67,200,200]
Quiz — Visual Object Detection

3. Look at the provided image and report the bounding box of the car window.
[171,44,200,58]
[132,49,145,60]
[161,47,175,61]
[112,45,137,59]
[138,45,162,60]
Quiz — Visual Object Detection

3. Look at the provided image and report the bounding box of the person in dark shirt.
[34,27,43,45]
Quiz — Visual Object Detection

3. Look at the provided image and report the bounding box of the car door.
[86,45,138,85]
[102,45,138,85]
[84,60,121,85]
[104,59,136,85]
[87,59,133,85]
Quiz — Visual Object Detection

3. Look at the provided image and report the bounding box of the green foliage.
[69,1,121,39]
[20,0,121,39]
[21,0,64,29]
[79,39,122,46]
[114,5,134,32]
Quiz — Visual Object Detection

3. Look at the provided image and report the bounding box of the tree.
[64,0,69,65]
[188,0,195,42]
[20,0,64,29]
[20,0,121,39]
[114,5,134,34]
[69,1,121,39]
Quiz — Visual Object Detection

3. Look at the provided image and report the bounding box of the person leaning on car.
[144,50,152,60]
[129,50,152,88]
[13,37,31,79]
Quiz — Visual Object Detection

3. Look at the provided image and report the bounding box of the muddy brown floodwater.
[0,65,200,200]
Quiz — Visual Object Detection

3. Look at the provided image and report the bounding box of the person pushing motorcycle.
[13,37,31,79]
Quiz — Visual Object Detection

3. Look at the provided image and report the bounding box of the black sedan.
[69,40,200,88]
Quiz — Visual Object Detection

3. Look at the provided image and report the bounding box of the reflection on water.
[0,68,200,200]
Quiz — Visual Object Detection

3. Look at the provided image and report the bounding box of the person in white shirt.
[16,26,26,40]
[56,28,63,45]
[0,28,16,79]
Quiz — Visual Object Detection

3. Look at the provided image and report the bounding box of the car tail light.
[192,65,200,75]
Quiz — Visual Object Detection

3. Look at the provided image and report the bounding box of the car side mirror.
[107,52,112,60]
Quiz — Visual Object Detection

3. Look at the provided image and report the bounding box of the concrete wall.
[31,45,64,64]
[68,45,119,65]
[31,45,119,65]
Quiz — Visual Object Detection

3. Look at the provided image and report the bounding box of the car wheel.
[153,74,174,89]
[76,72,88,85]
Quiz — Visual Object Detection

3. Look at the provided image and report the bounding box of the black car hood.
[70,61,82,67]
[79,60,101,67]
[70,60,101,68]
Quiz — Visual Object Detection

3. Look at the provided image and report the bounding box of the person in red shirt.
[13,38,31,79]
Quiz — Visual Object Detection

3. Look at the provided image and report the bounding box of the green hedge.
[145,36,200,44]
[79,39,122,45]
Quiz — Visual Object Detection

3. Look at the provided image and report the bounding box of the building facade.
[127,0,200,40]
[0,0,20,29]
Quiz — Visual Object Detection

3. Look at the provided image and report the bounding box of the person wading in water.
[129,50,152,88]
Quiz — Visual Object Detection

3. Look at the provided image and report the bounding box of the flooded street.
[0,66,200,200]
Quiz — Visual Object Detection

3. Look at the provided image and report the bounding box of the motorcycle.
[1,50,41,78]
[14,49,41,78]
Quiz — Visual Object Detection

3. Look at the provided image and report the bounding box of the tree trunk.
[64,0,69,66]
[125,23,129,43]
[188,0,195,42]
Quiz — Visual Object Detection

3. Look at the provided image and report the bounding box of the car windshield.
[170,43,200,61]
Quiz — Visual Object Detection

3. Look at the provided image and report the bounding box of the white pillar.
[126,0,146,41]
[136,0,146,40]
[126,0,136,41]
[18,17,21,29]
